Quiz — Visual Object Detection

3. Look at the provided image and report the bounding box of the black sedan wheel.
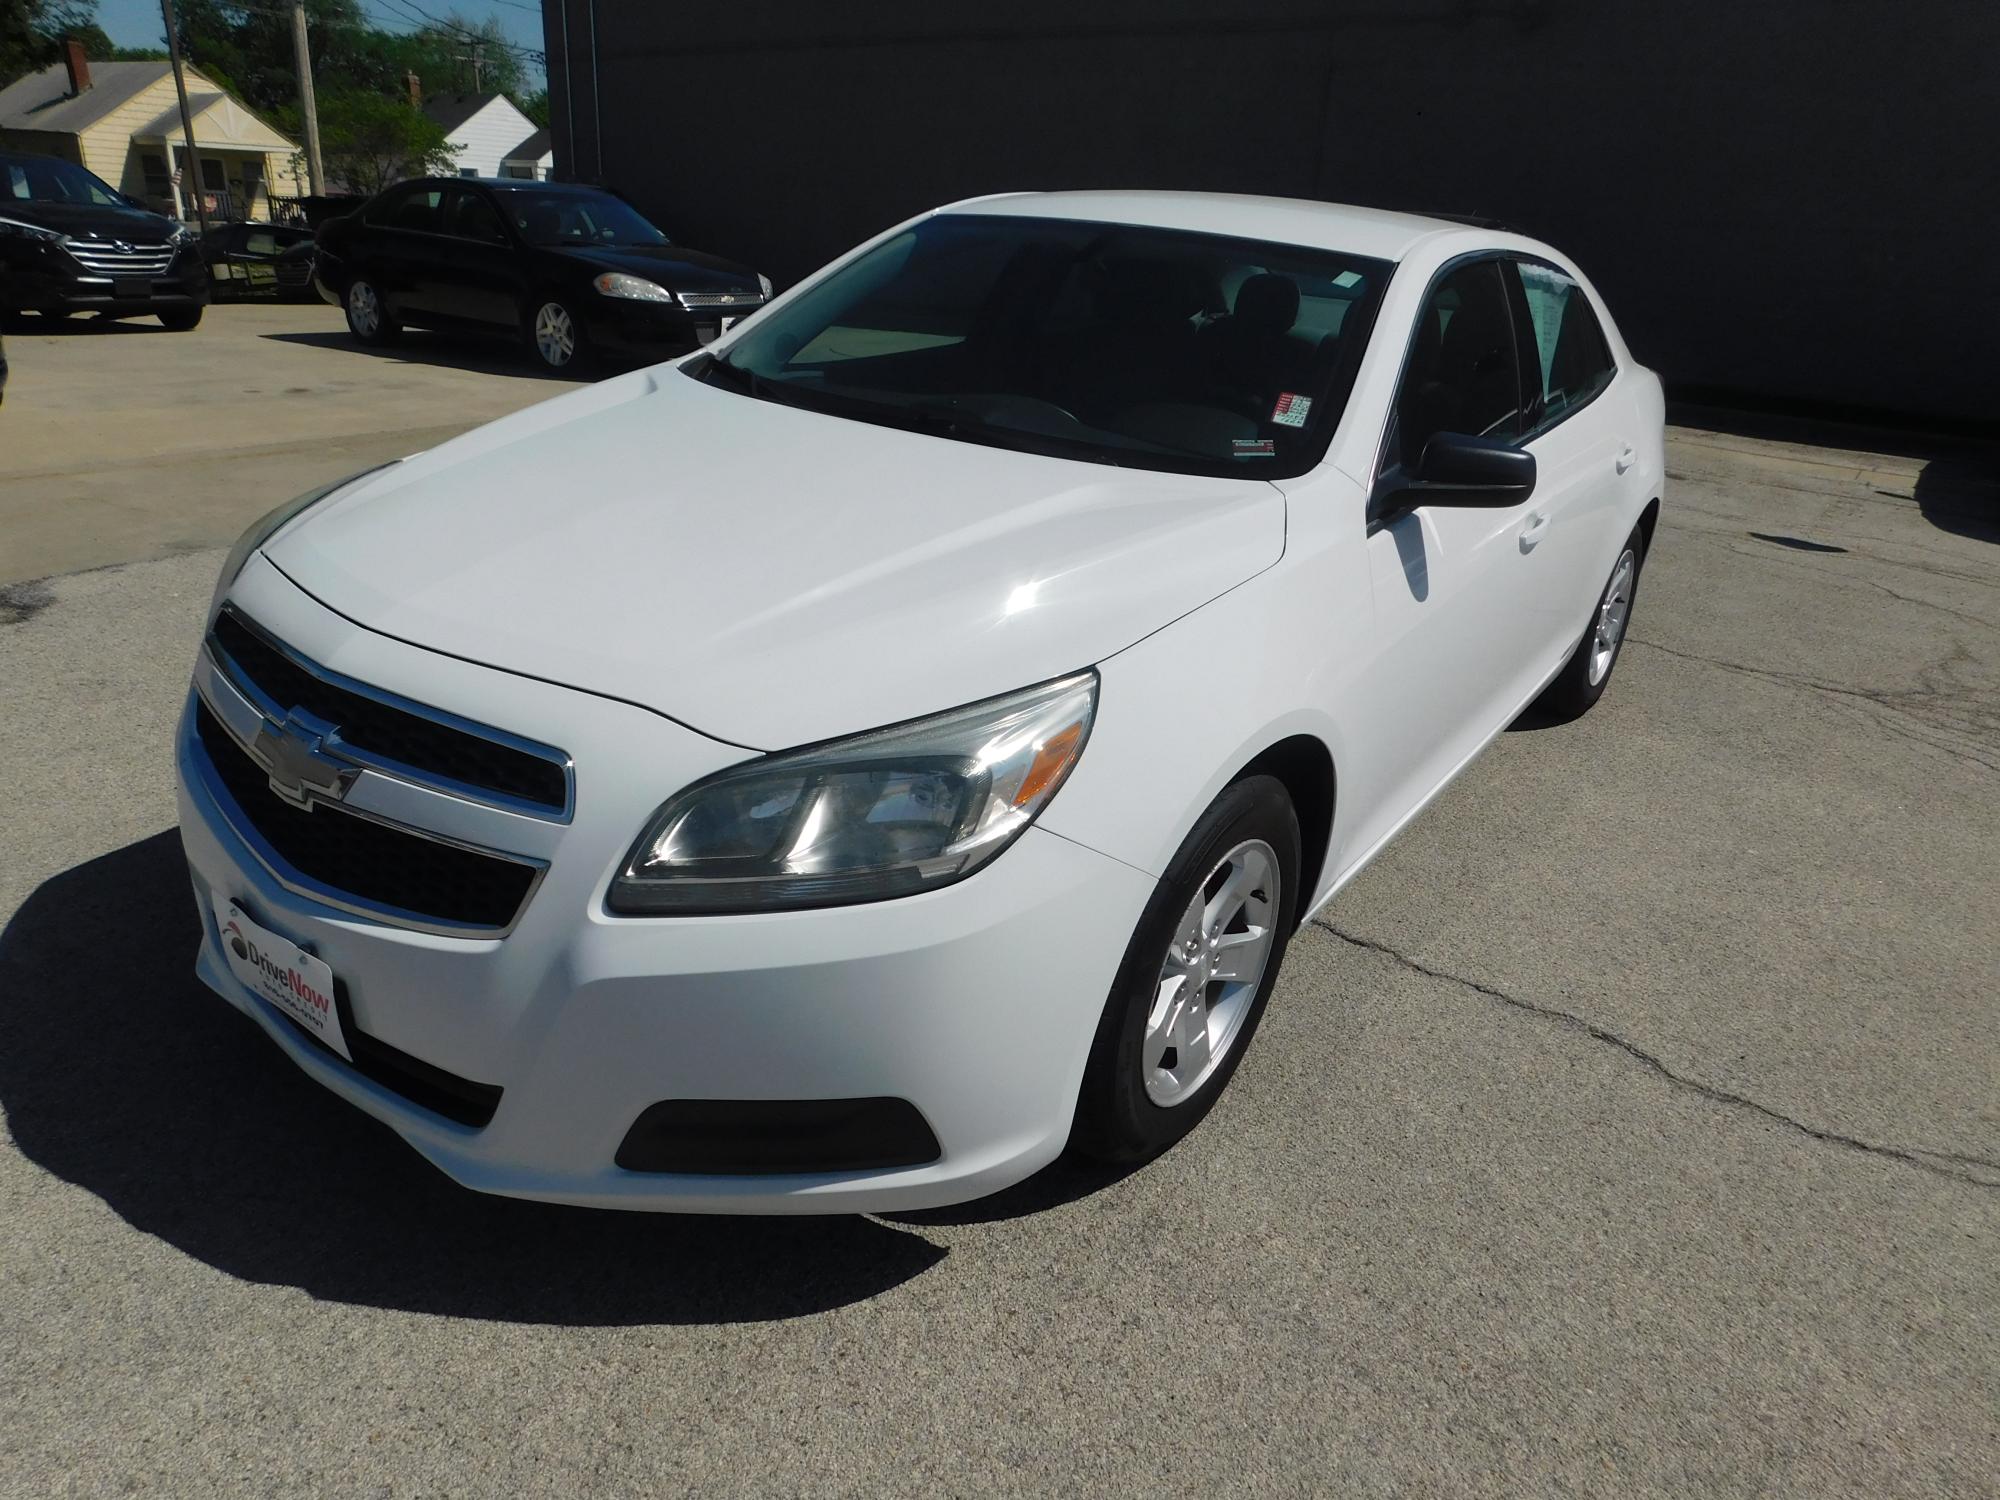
[527,297,587,372]
[344,277,399,345]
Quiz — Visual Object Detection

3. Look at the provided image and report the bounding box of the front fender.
[1037,467,1375,914]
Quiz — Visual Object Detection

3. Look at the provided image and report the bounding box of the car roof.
[936,189,1487,263]
[407,177,608,192]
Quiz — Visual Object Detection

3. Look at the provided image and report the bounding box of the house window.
[459,167,478,177]
[141,153,171,199]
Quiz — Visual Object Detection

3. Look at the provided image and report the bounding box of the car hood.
[544,242,758,293]
[266,368,1286,750]
[3,200,180,242]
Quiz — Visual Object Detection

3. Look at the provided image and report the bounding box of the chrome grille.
[209,607,573,817]
[675,289,763,311]
[66,237,178,276]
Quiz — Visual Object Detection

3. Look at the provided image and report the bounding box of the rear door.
[1507,258,1633,668]
[367,184,449,319]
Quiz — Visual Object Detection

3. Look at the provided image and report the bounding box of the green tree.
[278,86,452,196]
[65,20,163,62]
[0,0,98,86]
[173,2,535,118]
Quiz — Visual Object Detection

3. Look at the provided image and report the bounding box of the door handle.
[1518,510,1551,552]
[1615,445,1637,474]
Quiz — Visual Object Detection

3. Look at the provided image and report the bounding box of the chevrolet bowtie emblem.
[252,709,358,810]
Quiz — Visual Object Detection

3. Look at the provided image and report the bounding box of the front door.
[438,185,520,328]
[1347,259,1551,851]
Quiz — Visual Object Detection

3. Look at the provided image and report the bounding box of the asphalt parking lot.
[2,307,1996,1497]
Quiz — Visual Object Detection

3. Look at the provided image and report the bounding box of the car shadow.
[4,313,169,334]
[0,831,947,1326]
[1912,456,2000,545]
[260,329,589,382]
[1669,396,1999,544]
[886,1156,1146,1226]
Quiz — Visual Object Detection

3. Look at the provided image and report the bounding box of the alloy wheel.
[1589,548,1637,685]
[534,302,576,367]
[347,280,379,337]
[1143,838,1281,1107]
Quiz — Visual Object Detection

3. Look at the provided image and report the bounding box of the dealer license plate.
[216,899,349,1060]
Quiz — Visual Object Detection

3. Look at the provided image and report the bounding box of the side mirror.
[1398,431,1536,507]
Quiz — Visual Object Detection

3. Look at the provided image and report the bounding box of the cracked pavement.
[1,314,1997,1498]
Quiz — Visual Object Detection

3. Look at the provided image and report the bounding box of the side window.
[446,188,507,245]
[1515,261,1616,430]
[374,186,443,233]
[1389,260,1524,471]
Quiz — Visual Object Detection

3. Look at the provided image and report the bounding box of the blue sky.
[93,0,547,89]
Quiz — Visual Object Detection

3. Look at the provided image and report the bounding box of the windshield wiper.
[693,353,769,399]
[895,399,1131,466]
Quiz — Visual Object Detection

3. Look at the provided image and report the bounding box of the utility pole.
[158,0,209,234]
[456,41,487,92]
[290,1,326,196]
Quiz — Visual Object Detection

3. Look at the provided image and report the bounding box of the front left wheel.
[1071,774,1301,1164]
[158,305,202,331]
[526,297,588,372]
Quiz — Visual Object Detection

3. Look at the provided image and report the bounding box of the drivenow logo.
[224,919,333,1018]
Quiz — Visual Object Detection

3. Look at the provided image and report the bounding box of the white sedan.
[177,191,1663,1212]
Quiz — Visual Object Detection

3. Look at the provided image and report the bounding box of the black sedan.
[0,149,208,329]
[312,179,768,371]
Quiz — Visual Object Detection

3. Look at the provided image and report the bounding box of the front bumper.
[3,251,207,314]
[584,292,764,362]
[175,558,1153,1213]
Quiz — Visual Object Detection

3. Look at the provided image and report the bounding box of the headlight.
[167,223,197,246]
[593,271,673,303]
[757,272,773,299]
[610,671,1098,915]
[0,216,62,242]
[208,462,397,618]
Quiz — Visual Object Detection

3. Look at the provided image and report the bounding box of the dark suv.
[0,150,209,329]
[313,178,768,371]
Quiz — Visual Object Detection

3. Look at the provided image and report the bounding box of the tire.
[158,305,202,331]
[1071,774,1302,1165]
[524,296,588,372]
[1531,523,1647,722]
[343,276,398,345]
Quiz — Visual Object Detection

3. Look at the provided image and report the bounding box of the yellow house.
[0,51,304,222]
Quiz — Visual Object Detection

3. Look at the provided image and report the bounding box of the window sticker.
[1232,438,1276,458]
[1271,392,1312,428]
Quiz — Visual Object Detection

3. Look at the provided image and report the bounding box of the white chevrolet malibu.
[178,192,1663,1212]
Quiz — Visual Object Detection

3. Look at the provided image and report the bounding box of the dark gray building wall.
[543,0,1996,423]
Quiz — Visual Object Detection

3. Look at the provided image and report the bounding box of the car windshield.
[495,187,668,247]
[2,154,125,207]
[697,213,1392,479]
